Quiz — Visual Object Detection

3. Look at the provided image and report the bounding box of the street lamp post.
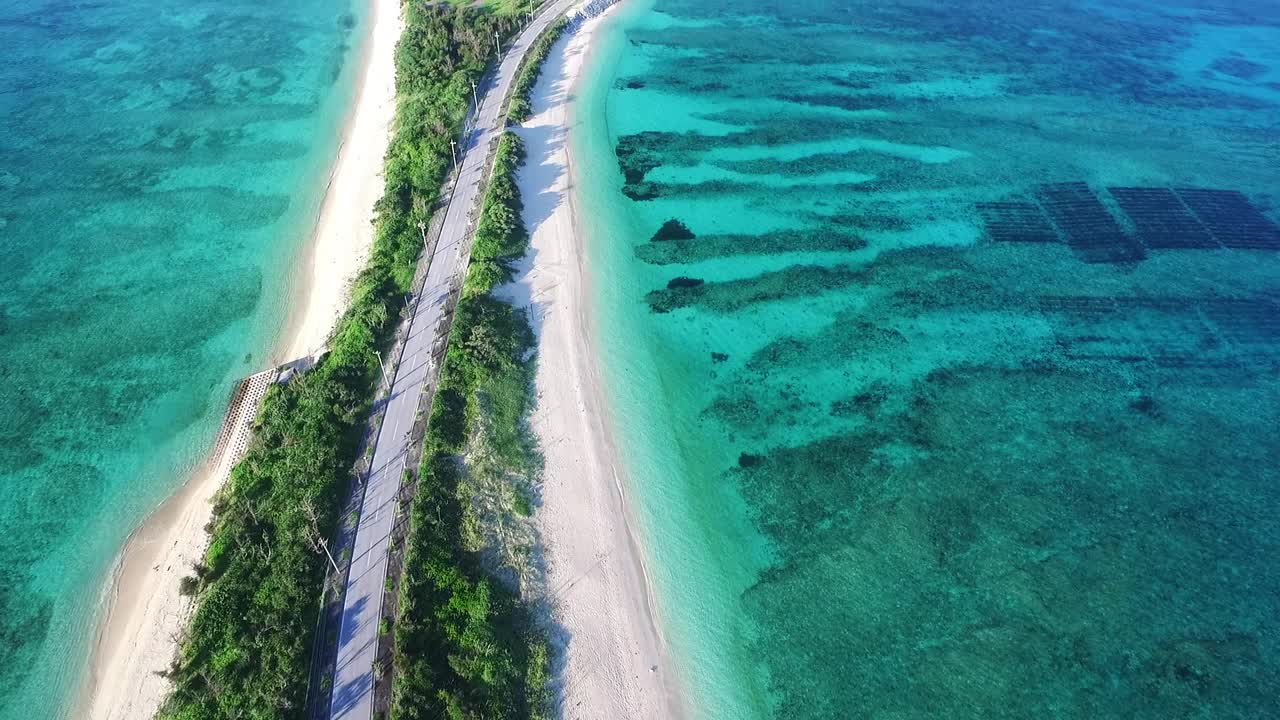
[470,79,479,110]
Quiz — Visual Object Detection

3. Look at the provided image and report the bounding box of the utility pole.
[470,78,479,110]
[302,499,341,576]
[450,139,458,171]
[494,30,500,54]
[417,220,426,245]
[374,350,389,386]
[319,538,340,575]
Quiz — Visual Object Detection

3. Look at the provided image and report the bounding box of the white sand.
[77,0,401,717]
[501,9,686,718]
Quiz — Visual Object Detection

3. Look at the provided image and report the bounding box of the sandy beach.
[500,7,685,718]
[76,0,401,717]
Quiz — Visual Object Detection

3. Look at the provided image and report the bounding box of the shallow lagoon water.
[575,0,1280,717]
[0,0,363,715]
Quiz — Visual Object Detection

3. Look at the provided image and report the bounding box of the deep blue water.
[0,0,363,715]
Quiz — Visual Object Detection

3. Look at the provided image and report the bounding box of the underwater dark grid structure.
[1174,188,1280,250]
[1106,187,1217,249]
[976,201,1060,243]
[1036,182,1146,263]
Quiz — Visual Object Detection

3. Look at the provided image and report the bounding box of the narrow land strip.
[327,3,576,718]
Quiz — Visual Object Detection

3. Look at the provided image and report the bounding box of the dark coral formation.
[651,218,696,242]
[614,131,705,195]
[646,265,863,313]
[666,275,704,289]
[829,388,886,418]
[637,229,865,265]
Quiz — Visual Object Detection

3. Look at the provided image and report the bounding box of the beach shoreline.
[500,5,686,717]
[75,0,402,717]
[273,0,401,365]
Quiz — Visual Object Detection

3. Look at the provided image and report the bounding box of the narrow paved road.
[328,3,574,719]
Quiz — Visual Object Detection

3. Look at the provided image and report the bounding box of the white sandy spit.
[499,7,686,719]
[77,0,401,717]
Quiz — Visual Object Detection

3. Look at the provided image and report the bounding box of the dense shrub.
[507,18,569,124]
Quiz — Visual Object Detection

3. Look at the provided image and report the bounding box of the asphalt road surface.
[328,3,575,718]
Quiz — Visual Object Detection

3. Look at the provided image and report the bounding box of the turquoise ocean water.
[574,0,1280,717]
[0,0,367,715]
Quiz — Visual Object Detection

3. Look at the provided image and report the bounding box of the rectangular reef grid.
[1036,182,1146,264]
[975,201,1060,243]
[1174,188,1280,250]
[1106,187,1217,249]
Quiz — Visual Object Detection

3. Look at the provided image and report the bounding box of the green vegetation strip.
[392,132,549,720]
[158,5,527,719]
[508,17,569,124]
[450,0,542,15]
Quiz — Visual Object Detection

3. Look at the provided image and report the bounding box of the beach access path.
[327,2,575,719]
